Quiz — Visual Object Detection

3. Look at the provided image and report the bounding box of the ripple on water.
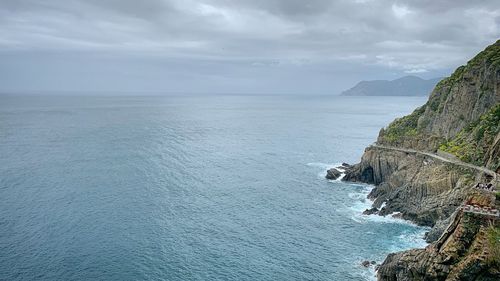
[0,94,429,281]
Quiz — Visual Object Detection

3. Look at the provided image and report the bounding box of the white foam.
[306,162,339,170]
[345,184,427,227]
[310,160,429,240]
[360,265,378,281]
[346,185,430,263]
[306,162,346,180]
[312,164,429,280]
[332,164,348,181]
[396,229,429,249]
[347,185,375,214]
[339,178,429,280]
[353,210,426,226]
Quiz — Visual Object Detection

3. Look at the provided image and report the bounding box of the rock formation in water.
[343,40,500,280]
[326,167,343,180]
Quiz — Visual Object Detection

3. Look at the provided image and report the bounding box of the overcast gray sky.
[0,0,499,94]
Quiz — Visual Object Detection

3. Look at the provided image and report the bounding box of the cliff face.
[376,41,500,160]
[377,192,500,281]
[344,147,473,226]
[343,40,500,280]
[439,105,500,171]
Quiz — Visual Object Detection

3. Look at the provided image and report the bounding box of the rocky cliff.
[377,191,499,281]
[343,40,500,280]
[375,41,500,159]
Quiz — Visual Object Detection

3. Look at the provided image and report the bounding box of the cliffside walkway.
[460,204,500,218]
[370,144,499,183]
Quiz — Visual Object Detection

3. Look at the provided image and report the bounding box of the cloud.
[0,0,498,93]
[391,4,412,18]
[404,68,428,74]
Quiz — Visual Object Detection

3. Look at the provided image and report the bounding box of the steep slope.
[439,104,500,172]
[341,76,441,96]
[378,192,500,281]
[376,42,500,155]
[343,40,500,280]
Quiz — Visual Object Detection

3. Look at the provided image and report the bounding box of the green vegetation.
[379,40,500,149]
[435,40,500,91]
[486,225,500,266]
[463,214,481,227]
[381,106,425,143]
[434,65,466,90]
[462,173,475,187]
[468,39,500,68]
[436,41,500,91]
[439,104,500,166]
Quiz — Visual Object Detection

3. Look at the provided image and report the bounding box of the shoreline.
[323,165,429,280]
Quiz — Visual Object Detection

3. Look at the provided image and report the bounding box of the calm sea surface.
[0,94,428,281]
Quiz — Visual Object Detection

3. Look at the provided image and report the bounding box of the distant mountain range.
[341,76,442,96]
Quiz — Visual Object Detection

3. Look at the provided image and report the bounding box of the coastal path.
[370,144,499,183]
[460,204,500,218]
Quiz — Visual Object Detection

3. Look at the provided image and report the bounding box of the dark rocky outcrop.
[424,214,453,243]
[341,162,352,168]
[326,168,343,180]
[344,146,473,226]
[363,207,379,215]
[361,260,378,267]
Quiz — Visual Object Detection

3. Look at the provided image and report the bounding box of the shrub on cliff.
[486,226,500,267]
[439,104,500,167]
[379,105,425,143]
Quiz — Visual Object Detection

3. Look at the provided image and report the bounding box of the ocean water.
[0,94,428,281]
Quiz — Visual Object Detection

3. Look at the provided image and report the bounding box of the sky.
[0,0,499,95]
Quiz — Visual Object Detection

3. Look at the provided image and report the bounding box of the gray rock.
[343,146,468,226]
[425,216,451,243]
[377,210,497,281]
[325,168,342,180]
[391,212,403,219]
[362,207,379,215]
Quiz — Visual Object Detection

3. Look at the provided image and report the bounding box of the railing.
[460,204,500,218]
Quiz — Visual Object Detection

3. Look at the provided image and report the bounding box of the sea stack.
[325,167,343,180]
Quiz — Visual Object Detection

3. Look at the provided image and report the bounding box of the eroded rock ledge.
[343,146,472,227]
[377,192,499,281]
[342,146,499,280]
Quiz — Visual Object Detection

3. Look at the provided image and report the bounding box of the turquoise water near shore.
[0,94,428,280]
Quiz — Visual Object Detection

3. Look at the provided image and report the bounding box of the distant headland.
[341,75,441,96]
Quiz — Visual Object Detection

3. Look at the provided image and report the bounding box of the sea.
[0,94,429,281]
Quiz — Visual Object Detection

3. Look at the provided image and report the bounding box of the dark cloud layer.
[0,0,499,94]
